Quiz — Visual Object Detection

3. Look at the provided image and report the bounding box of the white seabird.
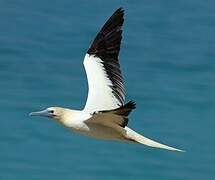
[30,8,183,152]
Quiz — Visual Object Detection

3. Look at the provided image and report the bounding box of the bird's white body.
[59,109,126,141]
[53,108,183,152]
[30,8,184,152]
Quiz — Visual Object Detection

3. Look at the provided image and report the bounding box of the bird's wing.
[86,113,126,129]
[86,101,136,128]
[83,8,125,112]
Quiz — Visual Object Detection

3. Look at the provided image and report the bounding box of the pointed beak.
[29,109,51,117]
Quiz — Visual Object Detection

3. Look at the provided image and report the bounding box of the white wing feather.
[83,54,120,112]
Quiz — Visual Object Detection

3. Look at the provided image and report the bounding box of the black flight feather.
[87,8,125,106]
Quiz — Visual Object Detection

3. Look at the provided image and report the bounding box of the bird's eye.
[49,110,54,114]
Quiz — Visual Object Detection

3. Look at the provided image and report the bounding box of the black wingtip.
[87,7,125,57]
[114,8,124,21]
[112,101,136,117]
[124,101,136,110]
[115,7,124,14]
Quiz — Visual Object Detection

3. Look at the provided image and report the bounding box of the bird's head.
[29,107,65,120]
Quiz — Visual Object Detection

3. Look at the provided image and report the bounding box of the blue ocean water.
[0,0,215,179]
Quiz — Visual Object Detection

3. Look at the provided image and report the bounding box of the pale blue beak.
[29,109,53,118]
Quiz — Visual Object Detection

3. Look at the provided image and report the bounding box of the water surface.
[0,0,215,179]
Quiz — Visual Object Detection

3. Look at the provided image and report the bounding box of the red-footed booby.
[30,8,184,152]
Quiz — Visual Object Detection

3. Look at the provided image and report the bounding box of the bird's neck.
[57,109,90,128]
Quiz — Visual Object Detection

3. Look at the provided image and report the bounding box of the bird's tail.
[124,127,184,152]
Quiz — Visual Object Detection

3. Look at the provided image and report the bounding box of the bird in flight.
[30,8,183,152]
